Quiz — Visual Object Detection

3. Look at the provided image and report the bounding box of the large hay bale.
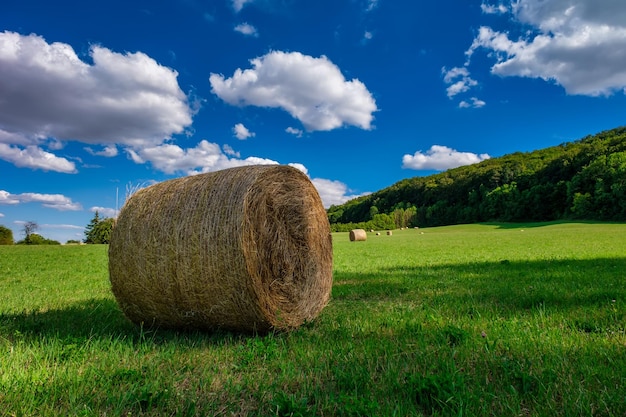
[108,165,333,333]
[349,229,367,242]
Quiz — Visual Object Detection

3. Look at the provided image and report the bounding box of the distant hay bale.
[387,230,393,236]
[349,229,367,242]
[376,232,381,236]
[108,165,333,333]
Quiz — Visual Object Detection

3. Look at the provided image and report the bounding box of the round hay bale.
[108,165,333,333]
[349,229,367,242]
[386,230,393,236]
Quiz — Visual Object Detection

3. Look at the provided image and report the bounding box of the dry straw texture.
[108,165,333,333]
[349,229,367,242]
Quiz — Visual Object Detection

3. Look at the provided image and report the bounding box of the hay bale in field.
[386,230,393,236]
[349,229,367,242]
[108,165,333,333]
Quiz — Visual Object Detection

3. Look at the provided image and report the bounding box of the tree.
[84,211,101,243]
[369,205,379,220]
[22,221,38,244]
[92,217,115,244]
[0,225,13,245]
[84,211,115,244]
[371,213,396,230]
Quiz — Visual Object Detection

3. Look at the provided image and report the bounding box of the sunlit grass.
[1,222,625,416]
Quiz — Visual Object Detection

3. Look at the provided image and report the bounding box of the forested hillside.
[328,126,626,231]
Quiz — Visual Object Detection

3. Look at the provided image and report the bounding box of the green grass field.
[1,222,625,416]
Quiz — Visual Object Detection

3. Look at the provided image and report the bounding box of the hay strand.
[349,229,367,242]
[108,165,333,333]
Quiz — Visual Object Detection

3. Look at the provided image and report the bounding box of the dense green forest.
[328,126,626,231]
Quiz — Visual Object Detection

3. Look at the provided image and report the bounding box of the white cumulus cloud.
[233,123,255,140]
[0,190,20,205]
[468,0,626,96]
[210,51,377,131]
[123,141,362,208]
[311,178,370,208]
[0,31,196,172]
[126,140,280,176]
[0,144,77,173]
[402,145,490,171]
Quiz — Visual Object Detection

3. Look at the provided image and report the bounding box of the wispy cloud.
[41,223,85,230]
[232,0,254,13]
[89,206,117,218]
[480,2,508,14]
[234,23,259,37]
[361,31,374,45]
[285,127,303,138]
[459,97,486,109]
[442,67,478,99]
[84,145,118,157]
[0,190,82,211]
[365,0,379,12]
[222,144,240,157]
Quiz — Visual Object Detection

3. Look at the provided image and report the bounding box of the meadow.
[0,222,624,416]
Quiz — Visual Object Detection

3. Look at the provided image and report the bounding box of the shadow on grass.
[3,257,624,346]
[0,298,250,346]
[332,257,626,317]
[480,220,614,229]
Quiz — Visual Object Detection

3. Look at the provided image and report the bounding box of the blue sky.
[2,0,626,243]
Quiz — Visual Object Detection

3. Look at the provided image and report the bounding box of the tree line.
[0,211,115,245]
[327,126,626,230]
[0,221,62,245]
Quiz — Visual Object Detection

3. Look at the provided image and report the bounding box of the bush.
[16,233,61,245]
[0,225,14,245]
